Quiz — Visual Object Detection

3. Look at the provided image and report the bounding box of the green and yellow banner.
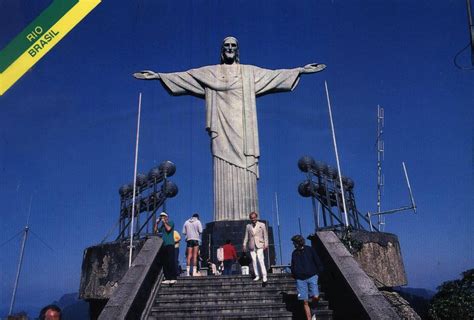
[0,0,100,95]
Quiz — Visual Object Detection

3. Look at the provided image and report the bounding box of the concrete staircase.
[145,273,333,319]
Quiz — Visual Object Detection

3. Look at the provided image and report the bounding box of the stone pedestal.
[201,220,276,267]
[312,231,404,320]
[349,230,407,287]
[78,239,146,319]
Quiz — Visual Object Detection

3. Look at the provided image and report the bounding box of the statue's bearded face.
[222,38,238,63]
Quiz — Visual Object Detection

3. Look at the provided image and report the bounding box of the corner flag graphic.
[0,0,101,96]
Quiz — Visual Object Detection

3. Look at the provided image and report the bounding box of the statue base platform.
[201,220,276,267]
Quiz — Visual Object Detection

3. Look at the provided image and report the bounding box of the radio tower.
[376,106,385,231]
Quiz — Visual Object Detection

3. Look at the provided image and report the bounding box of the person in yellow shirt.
[173,230,181,276]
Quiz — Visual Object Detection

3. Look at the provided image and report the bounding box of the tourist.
[243,212,268,283]
[182,213,203,276]
[290,235,324,320]
[222,239,238,275]
[155,212,177,284]
[173,230,181,276]
[207,258,218,275]
[238,251,252,275]
[39,304,61,320]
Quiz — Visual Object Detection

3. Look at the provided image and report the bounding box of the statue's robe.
[159,64,301,221]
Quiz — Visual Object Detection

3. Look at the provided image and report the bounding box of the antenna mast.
[9,196,33,316]
[376,106,385,231]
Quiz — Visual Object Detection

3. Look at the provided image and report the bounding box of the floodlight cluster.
[116,161,178,240]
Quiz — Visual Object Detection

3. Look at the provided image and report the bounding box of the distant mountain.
[395,286,436,300]
[0,305,40,319]
[394,287,436,319]
[1,293,89,320]
[52,292,89,320]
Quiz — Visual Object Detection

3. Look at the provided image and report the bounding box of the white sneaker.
[311,314,316,320]
[170,280,177,284]
[262,276,267,282]
[162,280,171,284]
[253,276,260,281]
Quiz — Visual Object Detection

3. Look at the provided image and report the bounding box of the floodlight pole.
[275,192,283,265]
[316,201,321,230]
[467,0,474,65]
[324,81,349,228]
[309,173,320,230]
[129,93,142,268]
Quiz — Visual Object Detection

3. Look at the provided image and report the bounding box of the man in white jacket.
[182,213,203,276]
[243,212,269,283]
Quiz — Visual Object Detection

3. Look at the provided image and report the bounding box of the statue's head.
[220,36,239,64]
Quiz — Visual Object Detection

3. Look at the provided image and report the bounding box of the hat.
[159,212,168,217]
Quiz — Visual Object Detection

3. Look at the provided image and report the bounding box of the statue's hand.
[301,63,326,74]
[133,70,160,80]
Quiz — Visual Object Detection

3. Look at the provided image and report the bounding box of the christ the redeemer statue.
[134,36,326,221]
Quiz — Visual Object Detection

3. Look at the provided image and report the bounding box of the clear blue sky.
[1,0,473,315]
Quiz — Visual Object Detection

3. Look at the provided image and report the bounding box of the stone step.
[146,274,333,320]
[149,303,334,318]
[157,285,326,299]
[174,274,294,281]
[148,311,334,320]
[155,294,330,310]
[176,274,293,280]
[172,276,295,286]
[147,311,295,320]
[148,314,334,320]
[159,278,297,289]
[162,283,296,291]
[158,284,296,294]
[151,302,290,314]
[157,285,297,297]
[149,310,334,320]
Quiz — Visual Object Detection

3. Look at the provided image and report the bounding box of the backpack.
[217,247,224,262]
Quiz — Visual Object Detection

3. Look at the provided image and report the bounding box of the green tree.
[428,269,473,320]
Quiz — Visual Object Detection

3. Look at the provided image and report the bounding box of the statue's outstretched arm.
[300,63,326,74]
[133,70,161,80]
